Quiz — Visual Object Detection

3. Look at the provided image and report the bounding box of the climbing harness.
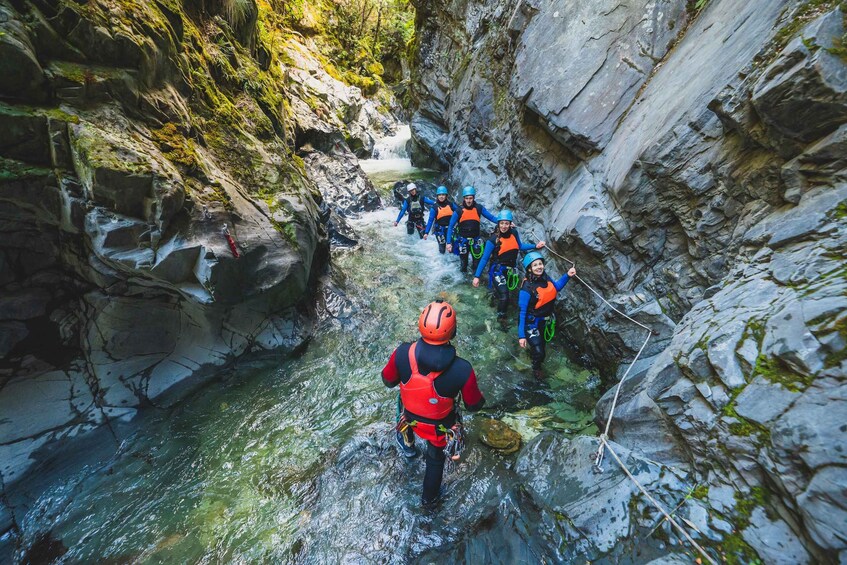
[544,315,556,342]
[506,268,520,290]
[531,230,717,565]
[222,223,240,258]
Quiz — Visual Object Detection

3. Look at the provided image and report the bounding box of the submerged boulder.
[479,418,522,453]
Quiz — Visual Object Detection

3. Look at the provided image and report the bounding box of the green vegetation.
[150,123,200,170]
[753,354,814,392]
[720,533,762,565]
[772,0,845,53]
[687,0,709,13]
[690,484,709,500]
[734,487,768,529]
[268,0,415,91]
[722,384,771,442]
[0,158,53,182]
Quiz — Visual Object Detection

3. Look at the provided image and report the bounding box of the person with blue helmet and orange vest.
[472,210,545,319]
[394,183,434,238]
[381,300,486,505]
[423,186,456,254]
[518,251,577,378]
[445,186,497,273]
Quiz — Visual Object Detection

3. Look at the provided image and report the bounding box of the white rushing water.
[359,125,426,180]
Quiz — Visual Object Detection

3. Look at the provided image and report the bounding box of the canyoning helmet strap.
[462,186,476,197]
[496,210,513,223]
[436,186,448,196]
[522,251,544,270]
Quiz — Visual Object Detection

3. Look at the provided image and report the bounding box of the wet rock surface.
[411,0,847,560]
[0,0,391,523]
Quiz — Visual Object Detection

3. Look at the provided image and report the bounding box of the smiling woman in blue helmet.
[471,210,545,320]
[423,186,457,254]
[517,251,577,378]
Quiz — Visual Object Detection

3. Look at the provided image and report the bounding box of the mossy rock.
[479,418,522,454]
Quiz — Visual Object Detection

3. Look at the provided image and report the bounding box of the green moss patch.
[0,158,53,181]
[753,354,814,392]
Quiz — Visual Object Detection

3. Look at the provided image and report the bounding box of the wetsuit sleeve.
[518,290,531,339]
[395,200,408,223]
[474,240,495,278]
[461,369,485,411]
[446,212,458,241]
[480,206,497,224]
[422,196,434,206]
[515,230,536,251]
[425,205,436,234]
[554,273,570,291]
[381,349,400,387]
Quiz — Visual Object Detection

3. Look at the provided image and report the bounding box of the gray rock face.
[511,0,688,156]
[0,0,388,495]
[516,433,688,554]
[742,507,812,565]
[752,8,847,145]
[411,0,847,559]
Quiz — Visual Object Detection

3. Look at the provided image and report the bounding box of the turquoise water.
[19,209,599,563]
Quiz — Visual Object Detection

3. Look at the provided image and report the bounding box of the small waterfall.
[359,125,421,180]
[372,125,411,159]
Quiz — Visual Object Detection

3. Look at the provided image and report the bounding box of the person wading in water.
[445,186,497,273]
[423,186,456,254]
[394,183,433,238]
[472,210,545,321]
[517,251,576,378]
[381,300,485,505]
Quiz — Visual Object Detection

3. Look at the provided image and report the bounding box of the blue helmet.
[522,251,544,270]
[462,186,476,197]
[496,210,513,223]
[436,186,448,195]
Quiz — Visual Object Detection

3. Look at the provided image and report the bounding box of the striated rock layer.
[0,0,388,504]
[410,0,847,561]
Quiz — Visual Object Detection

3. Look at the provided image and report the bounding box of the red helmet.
[418,300,456,345]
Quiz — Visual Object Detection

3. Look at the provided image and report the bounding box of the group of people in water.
[383,182,577,506]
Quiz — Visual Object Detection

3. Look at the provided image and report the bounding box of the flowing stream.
[15,159,602,564]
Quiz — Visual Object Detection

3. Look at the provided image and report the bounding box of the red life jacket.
[399,342,454,422]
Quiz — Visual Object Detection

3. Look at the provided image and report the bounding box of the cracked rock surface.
[0,0,389,518]
[410,0,847,560]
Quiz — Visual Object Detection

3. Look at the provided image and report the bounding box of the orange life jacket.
[436,203,453,220]
[522,274,558,318]
[399,342,454,422]
[459,206,480,224]
[497,233,519,256]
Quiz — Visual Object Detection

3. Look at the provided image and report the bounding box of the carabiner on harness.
[506,268,520,291]
[441,421,466,472]
[470,238,484,259]
[544,315,556,342]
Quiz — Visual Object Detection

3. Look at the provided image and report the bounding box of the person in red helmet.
[381,300,486,506]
